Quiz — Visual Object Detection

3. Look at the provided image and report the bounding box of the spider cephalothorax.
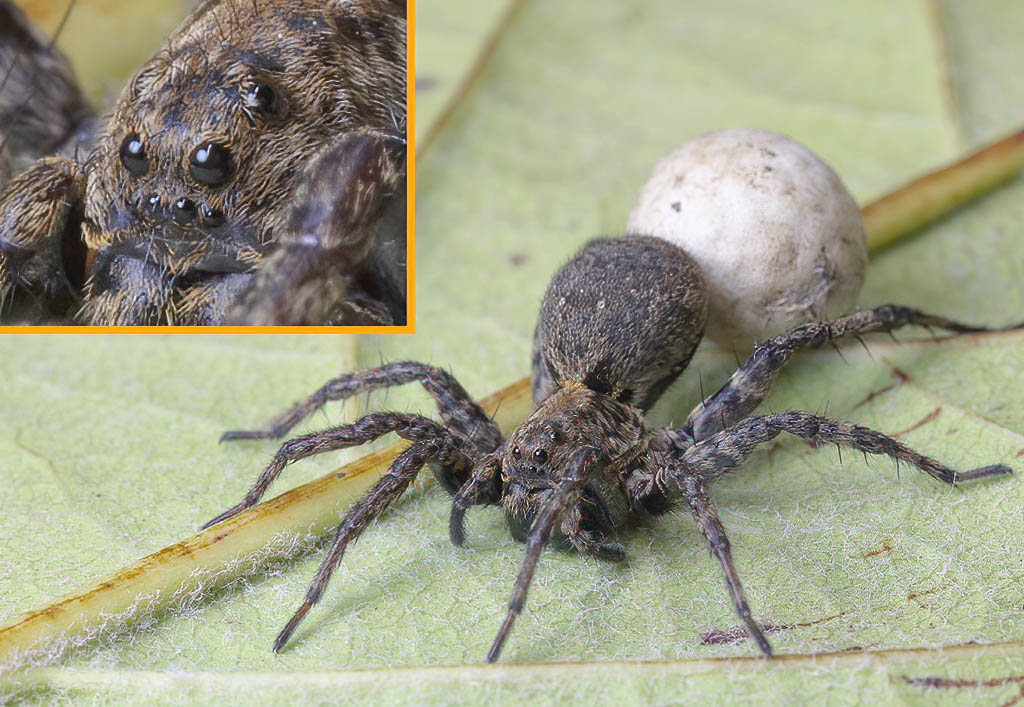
[208,234,1013,660]
[495,386,641,555]
[0,0,406,325]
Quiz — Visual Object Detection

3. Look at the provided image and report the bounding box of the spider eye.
[512,447,521,459]
[201,203,226,226]
[532,449,548,464]
[120,134,149,176]
[248,81,278,112]
[240,75,284,119]
[173,197,197,224]
[189,143,232,186]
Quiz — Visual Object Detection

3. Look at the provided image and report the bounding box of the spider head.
[82,2,406,281]
[494,388,635,555]
[500,419,566,517]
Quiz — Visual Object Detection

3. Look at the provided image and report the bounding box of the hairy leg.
[0,1,94,320]
[226,130,406,325]
[454,454,626,560]
[221,360,501,456]
[171,272,256,325]
[0,1,94,180]
[449,451,503,546]
[683,306,1017,442]
[274,435,464,651]
[651,412,1011,655]
[204,412,473,529]
[487,446,604,663]
[675,411,1011,485]
[0,157,86,316]
[680,474,772,655]
[76,252,173,325]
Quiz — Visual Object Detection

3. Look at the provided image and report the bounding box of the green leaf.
[3,0,1024,704]
[414,0,520,145]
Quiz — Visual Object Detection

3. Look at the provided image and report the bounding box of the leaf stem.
[863,129,1024,252]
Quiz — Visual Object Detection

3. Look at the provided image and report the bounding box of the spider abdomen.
[532,235,708,411]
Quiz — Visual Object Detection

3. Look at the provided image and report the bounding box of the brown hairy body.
[206,234,1015,660]
[0,0,406,325]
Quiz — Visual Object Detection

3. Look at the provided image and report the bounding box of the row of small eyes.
[120,136,232,187]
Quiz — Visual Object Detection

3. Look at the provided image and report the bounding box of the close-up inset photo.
[0,0,408,327]
[2,1,1024,705]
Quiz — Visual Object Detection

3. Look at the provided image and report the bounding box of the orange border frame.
[0,0,416,335]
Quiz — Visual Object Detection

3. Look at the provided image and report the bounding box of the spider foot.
[220,428,283,442]
[745,620,774,657]
[487,613,517,663]
[200,501,250,530]
[273,601,312,653]
[953,464,1013,483]
[572,532,626,561]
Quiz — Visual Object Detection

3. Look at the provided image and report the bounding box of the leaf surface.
[3,0,1024,704]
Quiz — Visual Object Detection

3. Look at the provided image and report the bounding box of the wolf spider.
[0,0,406,325]
[206,235,1013,660]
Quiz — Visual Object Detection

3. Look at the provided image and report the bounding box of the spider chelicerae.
[205,234,1013,661]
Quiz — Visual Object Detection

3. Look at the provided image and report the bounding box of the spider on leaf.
[205,235,1014,660]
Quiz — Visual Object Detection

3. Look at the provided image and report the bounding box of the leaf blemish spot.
[853,380,901,409]
[863,540,892,558]
[891,407,943,439]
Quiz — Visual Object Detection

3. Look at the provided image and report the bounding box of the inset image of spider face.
[0,0,408,325]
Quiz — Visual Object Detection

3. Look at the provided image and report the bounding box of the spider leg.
[221,361,500,457]
[225,129,406,325]
[168,272,257,325]
[451,459,625,557]
[274,436,459,652]
[566,527,626,562]
[0,1,95,322]
[679,474,773,656]
[203,413,472,529]
[1,0,94,176]
[561,486,627,560]
[76,252,174,325]
[0,157,87,317]
[684,305,1018,442]
[449,451,502,546]
[674,411,1012,485]
[487,446,605,663]
[655,411,1011,655]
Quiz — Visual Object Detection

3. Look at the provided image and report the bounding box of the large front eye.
[189,143,232,186]
[120,134,149,176]
[532,449,548,464]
